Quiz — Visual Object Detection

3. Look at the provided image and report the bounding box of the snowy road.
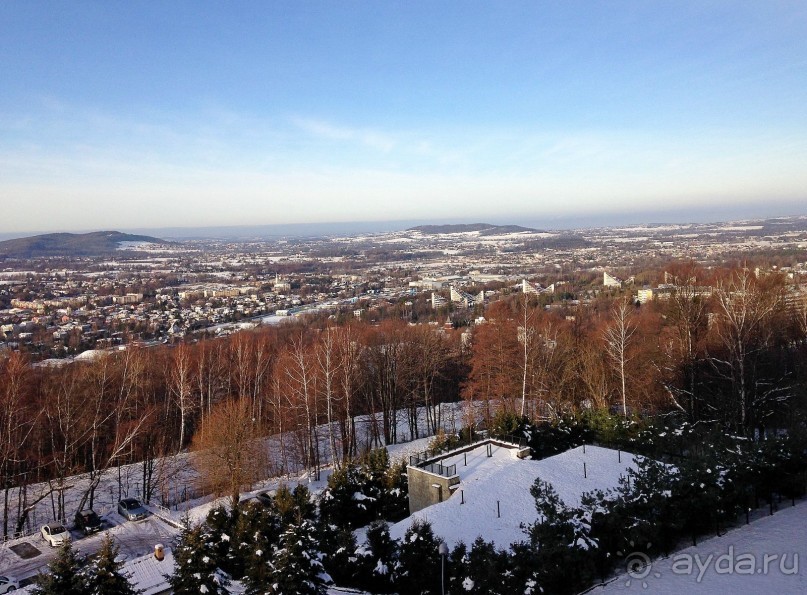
[0,512,180,582]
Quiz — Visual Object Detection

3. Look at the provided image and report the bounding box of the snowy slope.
[390,444,640,548]
[0,405,458,584]
[591,499,807,594]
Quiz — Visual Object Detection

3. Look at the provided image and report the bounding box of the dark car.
[255,490,275,506]
[117,498,148,521]
[75,509,102,535]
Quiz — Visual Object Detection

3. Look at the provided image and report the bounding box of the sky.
[2,1,807,235]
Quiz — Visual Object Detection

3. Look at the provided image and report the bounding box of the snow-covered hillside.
[0,404,458,584]
[591,499,807,593]
[391,444,640,548]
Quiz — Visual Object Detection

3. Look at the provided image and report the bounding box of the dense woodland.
[2,262,807,540]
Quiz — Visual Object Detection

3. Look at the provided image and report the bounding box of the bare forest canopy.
[0,231,170,258]
[1,263,807,538]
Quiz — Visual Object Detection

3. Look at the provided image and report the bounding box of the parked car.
[41,523,70,547]
[0,575,20,593]
[117,498,148,521]
[74,509,102,535]
[255,490,275,506]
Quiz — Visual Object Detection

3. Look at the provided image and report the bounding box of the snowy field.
[390,444,640,548]
[591,499,807,594]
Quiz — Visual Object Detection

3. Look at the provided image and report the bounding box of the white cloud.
[290,116,396,152]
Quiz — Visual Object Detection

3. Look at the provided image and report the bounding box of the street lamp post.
[438,540,449,595]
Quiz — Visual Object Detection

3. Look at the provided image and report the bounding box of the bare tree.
[335,325,361,460]
[230,331,273,419]
[315,327,341,468]
[464,310,520,423]
[603,299,636,416]
[659,269,707,419]
[195,339,228,426]
[795,297,807,341]
[410,325,450,435]
[43,367,91,522]
[711,269,784,435]
[529,319,564,419]
[575,338,610,411]
[0,352,37,537]
[192,397,267,511]
[77,349,151,512]
[168,344,195,452]
[365,322,410,446]
[281,333,319,477]
[518,292,536,417]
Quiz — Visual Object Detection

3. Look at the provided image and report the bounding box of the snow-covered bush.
[396,519,442,594]
[353,520,399,594]
[260,519,331,595]
[169,523,229,595]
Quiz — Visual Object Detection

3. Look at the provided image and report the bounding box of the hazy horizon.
[1,201,806,243]
[2,3,807,234]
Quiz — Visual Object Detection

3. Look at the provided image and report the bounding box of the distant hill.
[408,223,540,236]
[0,231,170,258]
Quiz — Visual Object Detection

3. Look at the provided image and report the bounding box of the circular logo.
[626,551,652,580]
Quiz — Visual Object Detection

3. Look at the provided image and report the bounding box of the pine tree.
[396,519,441,595]
[450,537,510,595]
[243,536,272,595]
[354,520,399,594]
[241,498,286,593]
[319,463,370,527]
[87,533,139,595]
[319,524,358,588]
[527,479,597,594]
[380,458,409,522]
[233,501,282,583]
[263,520,329,595]
[204,504,237,577]
[168,524,229,595]
[445,541,468,594]
[33,541,88,595]
[274,484,315,527]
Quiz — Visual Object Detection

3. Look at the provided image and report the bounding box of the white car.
[0,575,20,593]
[41,523,70,547]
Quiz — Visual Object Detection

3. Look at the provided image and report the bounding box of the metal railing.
[408,432,529,478]
[408,459,458,478]
[494,433,528,449]
[2,527,36,543]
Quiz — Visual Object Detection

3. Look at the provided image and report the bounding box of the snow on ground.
[0,515,178,582]
[386,436,434,461]
[0,402,471,583]
[117,241,157,250]
[591,499,807,594]
[390,445,639,549]
[165,436,437,528]
[718,225,765,231]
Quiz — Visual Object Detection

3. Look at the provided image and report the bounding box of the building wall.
[407,439,531,514]
[407,467,460,514]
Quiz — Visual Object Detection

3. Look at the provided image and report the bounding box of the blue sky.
[2,2,807,234]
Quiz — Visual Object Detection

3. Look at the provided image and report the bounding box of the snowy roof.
[74,349,109,361]
[122,548,174,595]
[391,445,640,548]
